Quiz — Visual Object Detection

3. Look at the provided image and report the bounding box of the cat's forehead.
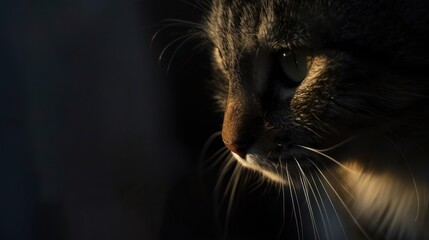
[206,0,314,52]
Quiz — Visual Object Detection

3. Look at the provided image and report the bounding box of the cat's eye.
[279,49,314,85]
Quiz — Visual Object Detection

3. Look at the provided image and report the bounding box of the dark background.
[1,1,292,240]
[1,0,219,239]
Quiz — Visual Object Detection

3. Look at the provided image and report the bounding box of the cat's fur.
[203,0,429,239]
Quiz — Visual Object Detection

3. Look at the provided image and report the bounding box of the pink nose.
[224,142,248,159]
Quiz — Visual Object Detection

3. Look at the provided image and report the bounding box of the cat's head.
[204,0,429,184]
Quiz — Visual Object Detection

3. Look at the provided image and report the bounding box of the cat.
[202,0,429,239]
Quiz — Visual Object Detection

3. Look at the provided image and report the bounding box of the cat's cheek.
[289,55,335,120]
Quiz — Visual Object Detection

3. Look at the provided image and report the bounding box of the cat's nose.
[223,142,248,159]
[222,98,261,158]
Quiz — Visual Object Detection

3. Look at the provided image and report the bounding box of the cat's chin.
[231,152,288,185]
[230,149,322,186]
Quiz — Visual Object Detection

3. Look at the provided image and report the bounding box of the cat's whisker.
[298,173,314,238]
[212,157,233,238]
[159,18,205,29]
[151,25,175,45]
[152,24,193,45]
[200,131,222,157]
[298,161,331,240]
[302,125,324,139]
[276,158,286,240]
[247,173,266,193]
[224,160,245,231]
[202,148,230,173]
[314,173,350,240]
[295,158,321,239]
[309,173,335,240]
[313,135,357,152]
[285,162,303,240]
[312,162,372,240]
[167,34,198,72]
[214,156,236,201]
[198,131,223,167]
[152,18,205,46]
[159,34,191,61]
[311,113,338,134]
[296,145,359,173]
[307,159,351,240]
[307,158,357,239]
[272,156,283,197]
[157,26,206,66]
[314,159,355,199]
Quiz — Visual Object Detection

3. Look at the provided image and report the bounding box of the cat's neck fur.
[327,132,429,240]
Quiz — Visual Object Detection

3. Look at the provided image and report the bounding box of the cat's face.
[205,0,429,184]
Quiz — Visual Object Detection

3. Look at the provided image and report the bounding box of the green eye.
[279,49,314,85]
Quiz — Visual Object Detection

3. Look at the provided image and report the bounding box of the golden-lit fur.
[339,161,428,239]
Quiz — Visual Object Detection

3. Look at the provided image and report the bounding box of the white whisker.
[167,34,198,72]
[159,34,191,61]
[312,158,355,199]
[315,173,349,240]
[309,173,335,240]
[225,162,244,231]
[285,162,303,240]
[315,135,357,152]
[215,156,236,201]
[296,145,358,173]
[295,158,320,239]
[311,161,371,239]
[277,158,286,240]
